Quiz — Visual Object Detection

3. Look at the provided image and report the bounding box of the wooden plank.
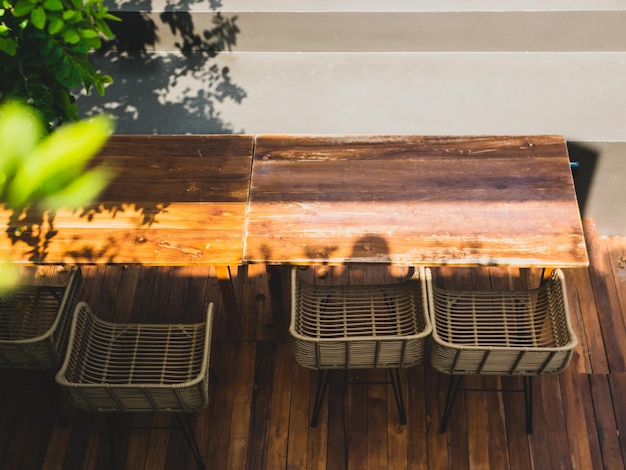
[538,375,574,469]
[559,366,602,470]
[148,266,176,320]
[425,366,450,470]
[41,407,77,470]
[206,341,236,470]
[346,370,369,470]
[225,341,257,470]
[589,374,623,469]
[483,376,510,470]
[608,373,626,466]
[387,369,408,470]
[568,267,609,374]
[3,384,54,470]
[564,268,595,373]
[247,135,587,267]
[245,341,274,470]
[266,341,294,469]
[287,361,313,470]
[464,376,492,469]
[446,385,470,470]
[306,369,330,470]
[367,369,388,470]
[327,371,348,469]
[406,365,428,470]
[584,220,626,372]
[62,411,95,470]
[0,134,253,267]
[143,420,171,469]
[606,236,626,348]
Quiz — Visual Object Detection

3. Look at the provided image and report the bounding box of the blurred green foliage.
[0,101,114,290]
[0,0,119,129]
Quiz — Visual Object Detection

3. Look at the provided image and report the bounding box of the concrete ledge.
[105,0,626,13]
[109,11,626,52]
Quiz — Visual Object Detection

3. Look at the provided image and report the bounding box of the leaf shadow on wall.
[77,4,246,134]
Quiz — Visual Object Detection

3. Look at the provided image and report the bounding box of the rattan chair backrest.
[56,301,214,413]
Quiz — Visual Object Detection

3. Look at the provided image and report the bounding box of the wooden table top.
[0,135,254,265]
[245,135,589,268]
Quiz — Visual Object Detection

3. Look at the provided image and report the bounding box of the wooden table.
[1,134,589,336]
[0,135,254,336]
[245,135,589,325]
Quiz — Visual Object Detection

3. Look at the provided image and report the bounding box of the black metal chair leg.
[524,376,534,434]
[311,370,330,428]
[388,369,407,425]
[439,375,463,433]
[176,413,205,470]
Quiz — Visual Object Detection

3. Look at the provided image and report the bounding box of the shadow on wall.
[77,1,246,134]
[567,142,598,218]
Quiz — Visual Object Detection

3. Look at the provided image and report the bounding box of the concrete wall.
[78,2,626,235]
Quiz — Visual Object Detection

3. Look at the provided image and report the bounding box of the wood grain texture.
[0,135,254,266]
[246,135,588,267]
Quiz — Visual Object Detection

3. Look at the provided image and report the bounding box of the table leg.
[266,265,287,338]
[215,265,241,339]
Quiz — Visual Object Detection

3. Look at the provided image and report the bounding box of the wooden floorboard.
[1,226,625,469]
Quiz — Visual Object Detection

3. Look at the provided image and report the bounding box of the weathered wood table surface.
[245,134,589,325]
[1,134,589,336]
[0,135,254,336]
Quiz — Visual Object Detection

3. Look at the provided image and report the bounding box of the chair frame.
[56,301,214,469]
[290,266,432,427]
[0,266,82,425]
[429,269,577,433]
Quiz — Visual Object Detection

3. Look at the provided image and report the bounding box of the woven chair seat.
[56,302,214,413]
[0,268,82,369]
[290,267,432,370]
[430,269,577,376]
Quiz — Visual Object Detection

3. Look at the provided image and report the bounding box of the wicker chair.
[0,266,82,424]
[429,268,577,433]
[290,266,432,427]
[56,301,214,469]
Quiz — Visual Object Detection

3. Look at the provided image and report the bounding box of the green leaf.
[80,28,98,38]
[57,55,72,85]
[81,35,101,49]
[48,15,63,34]
[62,27,80,43]
[40,166,114,210]
[7,115,114,205]
[49,43,64,64]
[104,12,121,21]
[0,263,21,295]
[12,0,35,17]
[95,17,112,38]
[0,102,44,188]
[43,0,63,11]
[0,37,18,56]
[67,63,82,87]
[30,6,46,30]
[41,38,55,56]
[62,9,76,20]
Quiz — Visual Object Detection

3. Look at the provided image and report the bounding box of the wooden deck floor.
[1,220,625,469]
